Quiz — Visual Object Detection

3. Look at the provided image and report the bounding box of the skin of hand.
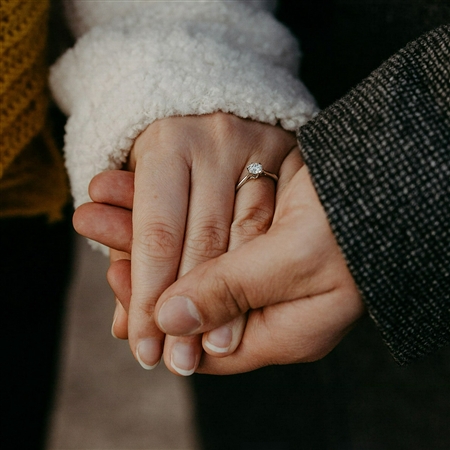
[73,112,301,375]
[148,166,367,375]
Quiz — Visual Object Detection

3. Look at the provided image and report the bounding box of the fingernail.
[158,296,201,334]
[111,312,119,339]
[205,325,233,353]
[111,323,119,339]
[136,339,161,370]
[171,342,197,376]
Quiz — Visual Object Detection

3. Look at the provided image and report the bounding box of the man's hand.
[153,166,365,374]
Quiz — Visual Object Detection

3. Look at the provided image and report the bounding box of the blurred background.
[46,233,200,450]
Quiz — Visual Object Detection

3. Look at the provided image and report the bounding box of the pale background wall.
[47,234,200,450]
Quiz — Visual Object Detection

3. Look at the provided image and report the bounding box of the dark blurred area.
[276,0,450,108]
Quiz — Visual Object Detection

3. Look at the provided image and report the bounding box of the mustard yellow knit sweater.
[1,0,69,221]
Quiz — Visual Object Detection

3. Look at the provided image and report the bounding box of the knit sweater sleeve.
[298,25,450,365]
[49,0,317,209]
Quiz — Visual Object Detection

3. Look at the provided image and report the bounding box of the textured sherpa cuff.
[49,2,317,210]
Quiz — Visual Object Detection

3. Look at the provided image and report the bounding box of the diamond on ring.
[236,162,278,191]
[247,162,263,175]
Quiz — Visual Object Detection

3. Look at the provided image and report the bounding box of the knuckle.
[135,298,157,318]
[207,113,246,149]
[210,112,241,136]
[232,205,273,238]
[185,220,229,260]
[134,221,180,261]
[203,266,249,318]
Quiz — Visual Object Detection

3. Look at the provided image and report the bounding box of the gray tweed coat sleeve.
[297,25,450,365]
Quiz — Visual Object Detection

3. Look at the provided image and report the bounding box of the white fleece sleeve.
[49,0,318,210]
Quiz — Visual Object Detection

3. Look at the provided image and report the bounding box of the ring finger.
[201,149,303,359]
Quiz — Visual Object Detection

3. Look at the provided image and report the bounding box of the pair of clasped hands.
[74,113,364,376]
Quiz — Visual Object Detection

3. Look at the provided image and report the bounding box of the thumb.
[154,224,294,336]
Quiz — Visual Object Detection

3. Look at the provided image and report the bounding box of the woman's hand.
[74,112,301,375]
